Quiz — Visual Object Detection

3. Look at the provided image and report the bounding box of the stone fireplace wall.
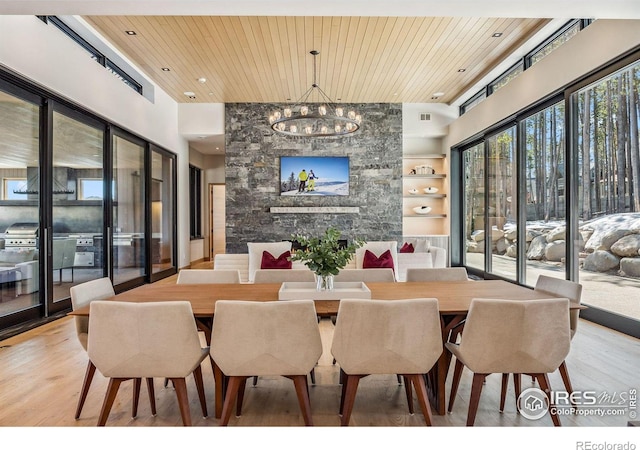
[225,103,402,253]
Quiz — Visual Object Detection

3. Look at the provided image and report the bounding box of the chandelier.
[268,50,362,137]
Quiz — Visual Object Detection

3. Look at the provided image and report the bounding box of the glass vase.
[316,274,334,291]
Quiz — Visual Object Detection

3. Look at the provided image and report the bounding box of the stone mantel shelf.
[270,206,360,214]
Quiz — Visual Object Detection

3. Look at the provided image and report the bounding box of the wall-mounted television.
[280,156,349,196]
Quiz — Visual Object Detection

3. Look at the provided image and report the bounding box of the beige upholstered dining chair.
[176,269,241,284]
[331,298,443,426]
[87,300,209,426]
[69,277,138,420]
[447,297,571,426]
[498,276,583,412]
[406,267,469,282]
[253,269,315,283]
[333,268,395,283]
[210,300,322,426]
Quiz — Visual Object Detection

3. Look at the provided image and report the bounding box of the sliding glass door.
[0,84,42,323]
[112,132,147,287]
[51,107,105,307]
[150,146,177,280]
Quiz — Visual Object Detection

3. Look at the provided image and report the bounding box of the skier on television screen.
[298,169,308,192]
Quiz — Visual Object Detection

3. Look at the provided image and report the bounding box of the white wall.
[446,19,640,148]
[0,15,192,268]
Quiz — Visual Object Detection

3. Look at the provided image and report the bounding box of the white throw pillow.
[355,241,398,278]
[247,242,292,283]
[401,237,431,253]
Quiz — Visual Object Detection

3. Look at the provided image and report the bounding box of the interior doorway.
[209,183,226,260]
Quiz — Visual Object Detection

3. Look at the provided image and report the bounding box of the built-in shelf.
[403,194,447,198]
[403,174,446,179]
[403,214,447,218]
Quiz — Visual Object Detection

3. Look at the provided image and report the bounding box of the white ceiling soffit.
[1,0,639,18]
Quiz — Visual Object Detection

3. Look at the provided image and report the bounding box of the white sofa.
[213,244,446,283]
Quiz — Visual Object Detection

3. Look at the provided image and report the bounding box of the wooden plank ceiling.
[84,16,550,105]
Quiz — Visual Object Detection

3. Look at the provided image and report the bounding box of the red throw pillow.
[261,250,292,269]
[362,249,394,271]
[399,242,415,253]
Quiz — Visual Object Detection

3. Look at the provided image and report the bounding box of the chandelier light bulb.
[335,124,341,133]
[336,107,344,117]
[284,108,292,118]
[318,105,327,116]
[268,115,276,124]
[321,125,328,134]
[274,111,281,120]
[305,126,312,134]
[300,106,309,116]
[290,125,297,133]
[355,114,362,124]
[348,110,356,120]
[277,122,286,131]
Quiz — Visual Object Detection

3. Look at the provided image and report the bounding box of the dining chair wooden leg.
[513,373,521,412]
[236,377,247,417]
[558,361,575,405]
[171,377,192,426]
[466,373,487,426]
[403,375,414,414]
[499,373,508,412]
[290,374,314,426]
[220,376,244,426]
[192,365,208,418]
[340,374,364,426]
[97,378,124,426]
[252,376,258,386]
[132,378,141,418]
[212,359,225,419]
[146,378,156,416]
[535,373,561,426]
[397,374,402,384]
[448,358,464,413]
[406,374,433,426]
[75,360,96,419]
[339,369,347,415]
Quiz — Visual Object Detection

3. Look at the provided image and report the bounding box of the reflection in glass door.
[112,134,146,285]
[51,109,105,305]
[0,88,41,320]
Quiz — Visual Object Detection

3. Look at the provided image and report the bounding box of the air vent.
[420,113,431,121]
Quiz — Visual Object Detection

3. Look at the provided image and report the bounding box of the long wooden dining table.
[69,279,582,419]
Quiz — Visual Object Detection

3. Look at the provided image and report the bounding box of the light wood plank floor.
[0,271,638,429]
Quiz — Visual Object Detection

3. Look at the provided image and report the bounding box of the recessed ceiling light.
[197,77,207,84]
[209,92,214,96]
[492,32,503,38]
[216,147,220,150]
[184,91,196,99]
[161,67,170,72]
[458,69,466,73]
[433,92,445,97]
[125,30,137,36]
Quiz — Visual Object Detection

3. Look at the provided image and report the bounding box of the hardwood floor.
[0,269,638,432]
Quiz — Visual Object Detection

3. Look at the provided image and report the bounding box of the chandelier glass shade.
[269,51,362,137]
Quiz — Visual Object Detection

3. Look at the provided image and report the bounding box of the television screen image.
[280,156,349,196]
